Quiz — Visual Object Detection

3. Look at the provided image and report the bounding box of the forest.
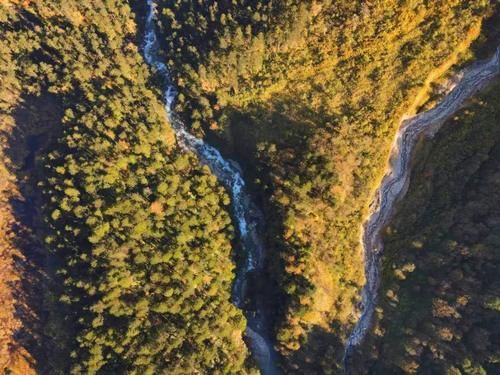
[0,0,498,374]
[151,0,496,372]
[351,81,500,375]
[0,1,250,374]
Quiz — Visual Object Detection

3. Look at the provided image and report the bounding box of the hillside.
[353,80,500,374]
[150,0,494,371]
[0,1,250,373]
[0,1,498,374]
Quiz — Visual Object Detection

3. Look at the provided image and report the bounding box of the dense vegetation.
[1,1,499,374]
[353,82,500,374]
[152,0,494,371]
[0,1,251,374]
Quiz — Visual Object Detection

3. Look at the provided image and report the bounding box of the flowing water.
[343,46,500,373]
[142,1,278,374]
[142,2,500,373]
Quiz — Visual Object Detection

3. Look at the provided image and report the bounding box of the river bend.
[344,46,500,373]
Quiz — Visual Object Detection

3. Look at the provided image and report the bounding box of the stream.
[343,46,500,373]
[142,1,278,374]
[143,1,500,373]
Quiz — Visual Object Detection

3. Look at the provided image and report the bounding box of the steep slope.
[150,0,493,371]
[0,3,35,372]
[345,42,500,371]
[354,81,500,374]
[0,1,250,374]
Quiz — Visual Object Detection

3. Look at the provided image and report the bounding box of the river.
[142,1,500,373]
[343,46,500,373]
[142,1,279,374]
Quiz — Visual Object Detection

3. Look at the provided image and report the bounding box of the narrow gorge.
[142,1,278,374]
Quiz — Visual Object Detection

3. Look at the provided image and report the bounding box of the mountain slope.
[0,1,250,373]
[355,80,500,375]
[151,0,493,371]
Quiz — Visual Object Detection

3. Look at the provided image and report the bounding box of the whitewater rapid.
[344,46,500,372]
[142,1,278,374]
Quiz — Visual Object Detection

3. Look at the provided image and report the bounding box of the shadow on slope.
[3,92,66,373]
